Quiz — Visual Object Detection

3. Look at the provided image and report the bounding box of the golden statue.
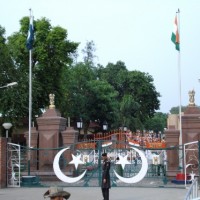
[188,89,195,106]
[49,93,55,109]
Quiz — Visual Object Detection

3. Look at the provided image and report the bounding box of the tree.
[0,25,19,124]
[126,70,160,121]
[144,112,167,133]
[0,16,161,136]
[65,62,118,137]
[97,61,128,100]
[0,26,16,86]
[1,17,78,126]
[97,61,160,130]
[170,106,187,114]
[119,94,141,130]
[81,40,97,67]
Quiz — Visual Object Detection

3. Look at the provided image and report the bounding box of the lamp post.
[102,121,108,153]
[123,126,127,148]
[2,122,12,187]
[2,122,12,140]
[141,130,144,148]
[159,131,162,142]
[0,82,17,89]
[102,120,108,133]
[77,118,83,141]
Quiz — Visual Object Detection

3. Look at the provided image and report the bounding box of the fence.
[10,140,171,187]
[184,178,199,200]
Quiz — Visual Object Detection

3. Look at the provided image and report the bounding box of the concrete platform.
[0,186,188,200]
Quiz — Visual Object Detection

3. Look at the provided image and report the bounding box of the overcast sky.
[1,0,200,113]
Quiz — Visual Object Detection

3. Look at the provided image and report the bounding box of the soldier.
[44,186,70,200]
[101,152,111,200]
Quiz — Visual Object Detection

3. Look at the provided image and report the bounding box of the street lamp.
[102,121,108,132]
[77,118,83,140]
[0,82,18,89]
[123,126,127,148]
[2,122,12,187]
[2,122,12,139]
[102,121,108,153]
[123,126,127,132]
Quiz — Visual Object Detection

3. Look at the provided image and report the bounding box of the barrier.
[184,178,199,200]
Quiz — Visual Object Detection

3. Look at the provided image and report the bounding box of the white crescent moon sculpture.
[114,147,148,184]
[53,147,87,183]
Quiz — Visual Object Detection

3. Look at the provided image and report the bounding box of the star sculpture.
[116,155,131,170]
[189,171,196,181]
[69,154,84,169]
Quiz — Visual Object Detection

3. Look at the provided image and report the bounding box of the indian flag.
[102,141,112,147]
[171,15,180,51]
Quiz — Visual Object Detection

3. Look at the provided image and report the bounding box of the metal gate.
[184,141,200,187]
[7,143,21,187]
[18,140,167,187]
[73,140,167,187]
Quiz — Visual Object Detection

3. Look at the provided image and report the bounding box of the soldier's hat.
[102,152,107,157]
[44,186,71,199]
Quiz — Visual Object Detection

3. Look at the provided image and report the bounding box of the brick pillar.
[0,138,7,188]
[61,127,78,147]
[182,106,200,175]
[61,127,78,173]
[165,129,180,178]
[36,108,67,171]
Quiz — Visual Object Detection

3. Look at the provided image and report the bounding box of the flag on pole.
[26,16,34,50]
[171,14,180,51]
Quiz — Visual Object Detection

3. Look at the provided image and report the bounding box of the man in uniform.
[101,152,111,200]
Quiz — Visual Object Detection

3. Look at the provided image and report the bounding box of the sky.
[0,0,200,113]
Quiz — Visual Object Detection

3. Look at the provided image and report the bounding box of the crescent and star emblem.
[53,147,148,184]
[53,147,87,183]
[114,147,148,183]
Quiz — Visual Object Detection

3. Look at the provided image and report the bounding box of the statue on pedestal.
[49,94,55,109]
[188,90,195,106]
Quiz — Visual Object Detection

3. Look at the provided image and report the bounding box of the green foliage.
[144,112,167,132]
[97,61,160,130]
[0,25,19,123]
[65,62,118,134]
[170,106,187,114]
[0,17,162,134]
[98,61,128,100]
[1,17,78,127]
[119,94,141,130]
[82,40,97,66]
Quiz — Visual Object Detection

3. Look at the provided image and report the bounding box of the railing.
[184,178,199,200]
[7,143,21,187]
[78,131,167,149]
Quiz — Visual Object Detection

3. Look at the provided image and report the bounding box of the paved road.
[0,186,188,200]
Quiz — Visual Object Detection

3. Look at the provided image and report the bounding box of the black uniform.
[101,158,111,200]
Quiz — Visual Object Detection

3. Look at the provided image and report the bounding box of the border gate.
[184,141,200,187]
[7,143,21,187]
[13,139,168,187]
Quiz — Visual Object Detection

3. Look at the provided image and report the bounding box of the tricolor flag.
[26,16,34,50]
[171,15,180,51]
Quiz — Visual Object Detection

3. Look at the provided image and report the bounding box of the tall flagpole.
[28,8,33,176]
[177,9,183,172]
